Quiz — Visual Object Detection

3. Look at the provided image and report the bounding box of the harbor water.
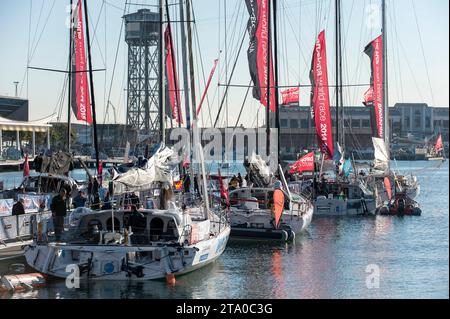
[0,161,448,299]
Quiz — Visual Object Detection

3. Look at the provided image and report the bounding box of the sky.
[0,0,448,128]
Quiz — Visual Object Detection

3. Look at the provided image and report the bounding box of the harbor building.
[275,103,449,158]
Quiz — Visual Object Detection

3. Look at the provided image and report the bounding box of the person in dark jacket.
[128,205,146,244]
[73,191,87,208]
[12,198,26,216]
[102,192,112,210]
[51,189,67,241]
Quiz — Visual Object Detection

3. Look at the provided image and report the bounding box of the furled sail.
[310,30,333,159]
[363,35,384,139]
[164,24,183,124]
[71,0,92,124]
[111,144,178,195]
[244,152,272,187]
[245,0,276,112]
[372,137,389,173]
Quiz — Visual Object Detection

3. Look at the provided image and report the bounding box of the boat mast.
[273,0,280,166]
[164,0,181,127]
[335,0,339,148]
[338,0,344,150]
[83,0,100,173]
[265,0,272,159]
[67,0,73,153]
[179,1,191,131]
[159,0,166,142]
[186,0,197,120]
[382,0,390,159]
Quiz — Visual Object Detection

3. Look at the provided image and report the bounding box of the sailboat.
[223,0,313,242]
[288,1,377,217]
[361,0,421,208]
[25,0,230,281]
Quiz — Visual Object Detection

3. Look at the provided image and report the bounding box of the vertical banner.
[72,0,92,124]
[245,0,276,112]
[165,25,183,124]
[364,35,384,139]
[310,31,333,159]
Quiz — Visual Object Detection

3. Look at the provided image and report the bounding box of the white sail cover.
[372,137,389,173]
[111,144,178,195]
[247,152,272,186]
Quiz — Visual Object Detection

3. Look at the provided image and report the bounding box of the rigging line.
[411,0,436,106]
[87,2,106,67]
[233,80,252,129]
[25,0,33,99]
[213,30,247,128]
[29,0,57,63]
[218,83,370,88]
[103,0,128,125]
[388,9,401,105]
[29,0,45,59]
[392,0,404,102]
[192,14,214,127]
[283,3,310,77]
[395,25,425,102]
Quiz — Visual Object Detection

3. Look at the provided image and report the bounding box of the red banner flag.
[289,151,315,174]
[165,25,183,124]
[23,154,30,177]
[281,87,299,105]
[196,59,219,116]
[364,35,384,139]
[73,0,92,124]
[245,0,276,112]
[310,31,333,159]
[435,134,443,152]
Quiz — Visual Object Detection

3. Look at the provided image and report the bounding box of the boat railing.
[1,212,52,243]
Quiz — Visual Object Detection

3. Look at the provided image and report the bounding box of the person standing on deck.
[51,189,67,241]
[12,198,25,216]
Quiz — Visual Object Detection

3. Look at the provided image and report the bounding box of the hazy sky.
[0,0,448,128]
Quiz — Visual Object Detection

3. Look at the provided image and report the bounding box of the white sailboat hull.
[314,197,377,216]
[24,226,230,281]
[229,204,313,241]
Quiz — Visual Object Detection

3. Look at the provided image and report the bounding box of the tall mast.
[382,0,390,156]
[265,0,272,158]
[179,1,191,130]
[83,0,100,172]
[186,0,197,122]
[338,0,344,149]
[165,0,181,127]
[273,0,280,164]
[67,0,73,152]
[159,0,166,142]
